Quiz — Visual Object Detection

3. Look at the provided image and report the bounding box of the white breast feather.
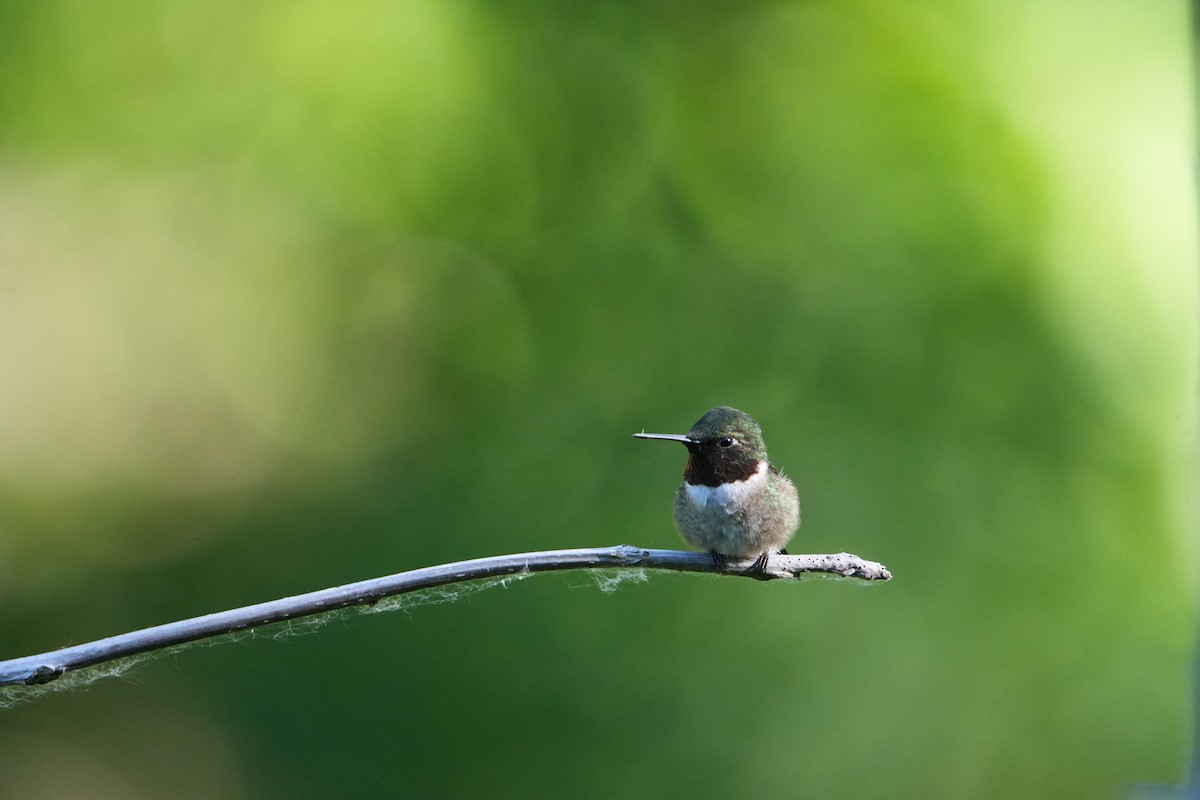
[684,461,768,515]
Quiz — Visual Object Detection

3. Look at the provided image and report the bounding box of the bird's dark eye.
[718,436,735,448]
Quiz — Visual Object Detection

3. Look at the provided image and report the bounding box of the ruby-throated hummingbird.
[634,406,800,572]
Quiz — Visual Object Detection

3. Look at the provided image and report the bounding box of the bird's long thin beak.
[632,432,694,444]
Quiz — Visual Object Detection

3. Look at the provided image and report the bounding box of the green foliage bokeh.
[0,2,1195,798]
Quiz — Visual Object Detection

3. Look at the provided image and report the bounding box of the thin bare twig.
[0,545,891,688]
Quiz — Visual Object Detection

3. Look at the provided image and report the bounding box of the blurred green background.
[0,1,1196,797]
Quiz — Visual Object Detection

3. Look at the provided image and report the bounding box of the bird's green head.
[634,406,769,486]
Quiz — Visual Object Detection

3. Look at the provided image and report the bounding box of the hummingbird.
[634,406,800,573]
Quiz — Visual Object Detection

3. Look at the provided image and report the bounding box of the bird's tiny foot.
[709,550,728,571]
[745,551,771,576]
